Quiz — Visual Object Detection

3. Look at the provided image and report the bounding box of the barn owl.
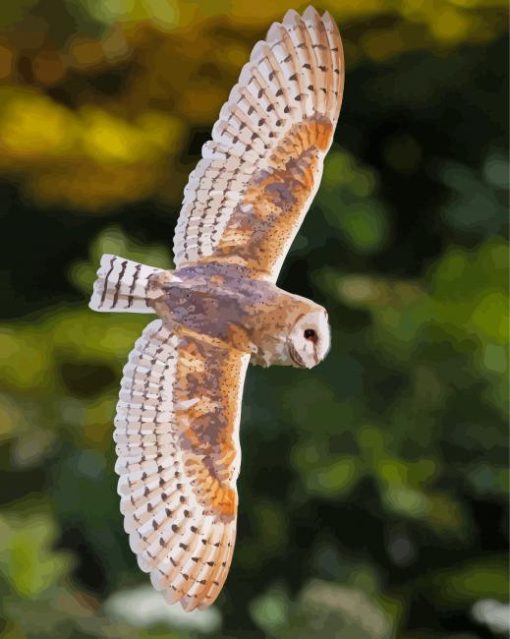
[89,6,344,611]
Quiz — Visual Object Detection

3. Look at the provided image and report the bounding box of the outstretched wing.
[115,319,249,611]
[173,7,344,282]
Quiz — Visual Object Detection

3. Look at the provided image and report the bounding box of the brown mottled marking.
[209,275,225,286]
[173,337,246,521]
[189,116,333,280]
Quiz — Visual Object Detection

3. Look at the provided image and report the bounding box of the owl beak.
[287,338,306,368]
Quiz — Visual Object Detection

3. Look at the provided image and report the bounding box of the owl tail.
[89,254,166,314]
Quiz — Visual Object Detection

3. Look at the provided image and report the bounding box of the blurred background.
[0,1,508,638]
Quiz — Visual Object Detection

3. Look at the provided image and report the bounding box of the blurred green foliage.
[0,1,508,638]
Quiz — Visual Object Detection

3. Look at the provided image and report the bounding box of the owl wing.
[173,7,344,282]
[115,319,249,611]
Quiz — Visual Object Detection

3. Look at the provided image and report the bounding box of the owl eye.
[304,328,318,343]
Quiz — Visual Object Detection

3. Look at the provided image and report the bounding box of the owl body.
[148,262,324,367]
[88,7,344,611]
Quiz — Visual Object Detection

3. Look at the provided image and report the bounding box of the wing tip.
[302,5,320,22]
[282,8,300,27]
[266,21,283,43]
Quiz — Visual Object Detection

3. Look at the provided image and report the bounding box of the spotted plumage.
[89,6,344,611]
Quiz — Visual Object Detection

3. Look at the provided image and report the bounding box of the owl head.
[287,308,331,369]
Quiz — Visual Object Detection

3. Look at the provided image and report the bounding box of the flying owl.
[89,6,344,611]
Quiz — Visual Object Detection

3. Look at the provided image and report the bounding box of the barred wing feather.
[115,320,249,610]
[173,7,344,282]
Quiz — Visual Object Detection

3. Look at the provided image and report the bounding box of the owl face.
[287,308,331,369]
